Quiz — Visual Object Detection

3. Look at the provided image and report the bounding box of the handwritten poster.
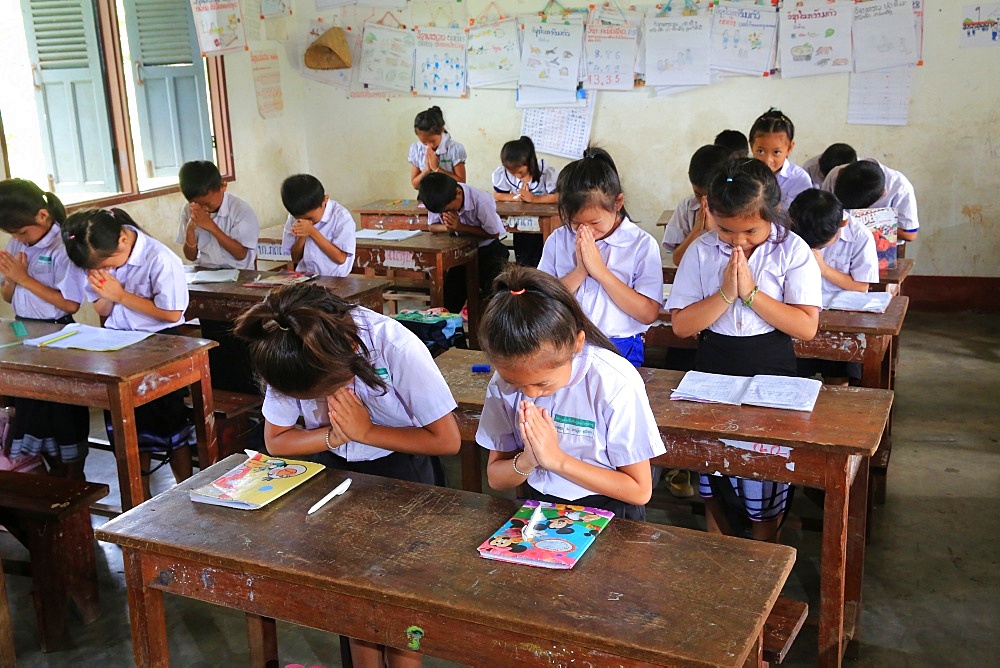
[359,23,416,93]
[848,64,914,125]
[778,2,853,79]
[518,20,584,91]
[250,49,284,119]
[584,23,639,90]
[467,19,520,87]
[852,0,918,72]
[912,0,925,61]
[710,1,779,75]
[190,0,248,56]
[644,15,711,86]
[959,3,1000,48]
[520,94,595,159]
[414,27,468,97]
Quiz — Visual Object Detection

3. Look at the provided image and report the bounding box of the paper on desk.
[823,291,892,313]
[742,376,821,412]
[671,371,751,405]
[23,323,152,351]
[186,269,239,284]
[355,229,422,241]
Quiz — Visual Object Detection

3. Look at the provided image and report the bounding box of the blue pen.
[471,364,491,373]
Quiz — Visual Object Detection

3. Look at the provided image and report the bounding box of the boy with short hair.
[176,161,259,269]
[280,174,356,277]
[661,144,731,266]
[823,157,919,242]
[801,143,857,187]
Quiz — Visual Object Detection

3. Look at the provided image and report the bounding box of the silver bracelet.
[325,426,335,451]
[512,452,534,477]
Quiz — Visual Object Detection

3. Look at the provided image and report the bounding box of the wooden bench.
[0,471,109,651]
[763,597,809,664]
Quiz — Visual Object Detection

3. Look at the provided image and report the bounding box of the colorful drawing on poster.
[644,15,711,86]
[261,0,291,19]
[359,23,416,93]
[959,3,1000,48]
[467,18,520,87]
[190,0,247,56]
[518,20,585,91]
[709,1,779,75]
[778,2,853,78]
[852,0,918,72]
[414,27,468,97]
[584,22,639,90]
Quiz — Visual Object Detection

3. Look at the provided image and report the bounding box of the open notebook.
[671,370,822,412]
[824,291,892,313]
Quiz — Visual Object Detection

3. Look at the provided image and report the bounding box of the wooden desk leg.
[742,632,763,668]
[246,613,279,668]
[0,569,14,667]
[122,548,169,668]
[189,351,219,471]
[459,441,482,493]
[819,456,851,668]
[429,258,446,309]
[464,254,481,350]
[108,384,145,511]
[845,455,869,660]
[63,511,101,624]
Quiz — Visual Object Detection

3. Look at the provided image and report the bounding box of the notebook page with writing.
[671,371,752,405]
[824,291,892,313]
[742,375,822,412]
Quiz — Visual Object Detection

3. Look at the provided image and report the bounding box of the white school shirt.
[822,158,919,235]
[660,194,700,251]
[174,192,259,269]
[407,133,467,174]
[819,216,880,299]
[538,217,663,338]
[801,155,825,188]
[4,223,87,320]
[491,161,559,195]
[85,226,188,332]
[775,160,813,212]
[281,199,356,277]
[666,225,822,337]
[426,183,506,248]
[476,343,665,501]
[261,307,458,462]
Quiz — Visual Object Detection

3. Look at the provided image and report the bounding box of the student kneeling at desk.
[234,283,460,668]
[476,266,665,521]
[418,173,509,315]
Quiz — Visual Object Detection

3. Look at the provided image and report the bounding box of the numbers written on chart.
[587,72,628,86]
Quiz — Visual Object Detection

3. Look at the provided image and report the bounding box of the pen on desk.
[307,478,352,515]
[39,329,79,347]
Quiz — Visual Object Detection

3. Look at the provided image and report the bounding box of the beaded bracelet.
[512,452,533,477]
[719,288,735,305]
[325,426,335,451]
[743,285,760,307]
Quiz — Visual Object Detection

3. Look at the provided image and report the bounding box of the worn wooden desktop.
[185,269,390,321]
[435,348,892,668]
[0,319,217,511]
[97,457,795,668]
[352,232,482,348]
[355,198,561,240]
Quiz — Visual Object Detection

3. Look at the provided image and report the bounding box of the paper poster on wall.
[709,1,779,75]
[912,0,925,61]
[294,19,352,89]
[251,49,284,119]
[584,22,639,90]
[241,0,262,41]
[959,3,1000,47]
[516,85,585,108]
[414,27,468,97]
[467,19,520,87]
[261,0,291,19]
[644,15,711,86]
[778,2,853,79]
[359,23,416,93]
[190,0,248,56]
[518,20,584,91]
[853,0,918,72]
[520,94,595,159]
[847,64,914,125]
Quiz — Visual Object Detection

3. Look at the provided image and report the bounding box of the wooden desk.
[186,269,390,321]
[97,456,795,668]
[0,567,14,666]
[435,348,892,668]
[0,319,217,512]
[353,232,481,349]
[355,198,561,240]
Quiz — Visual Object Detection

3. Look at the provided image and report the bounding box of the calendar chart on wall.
[520,95,595,159]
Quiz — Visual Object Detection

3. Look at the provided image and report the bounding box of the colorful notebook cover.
[242,271,317,288]
[848,207,897,270]
[477,500,614,569]
[189,451,324,510]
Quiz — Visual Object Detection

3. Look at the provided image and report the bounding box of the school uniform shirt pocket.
[34,255,55,277]
[552,412,607,466]
[755,268,785,303]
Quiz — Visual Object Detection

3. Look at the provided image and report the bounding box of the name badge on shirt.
[553,413,595,440]
[36,255,54,275]
[375,367,390,380]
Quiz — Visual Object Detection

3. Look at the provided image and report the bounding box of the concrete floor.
[3,311,998,667]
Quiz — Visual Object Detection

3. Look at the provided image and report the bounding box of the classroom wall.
[2,1,997,325]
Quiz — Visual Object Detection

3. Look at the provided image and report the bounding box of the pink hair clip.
[510,288,526,295]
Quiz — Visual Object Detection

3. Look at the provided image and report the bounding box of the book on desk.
[671,371,822,412]
[477,500,613,569]
[189,451,324,510]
